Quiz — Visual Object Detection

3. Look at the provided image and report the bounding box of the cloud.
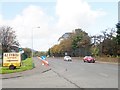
[0,14,7,26]
[0,5,53,51]
[11,5,50,37]
[56,0,106,33]
[0,0,107,51]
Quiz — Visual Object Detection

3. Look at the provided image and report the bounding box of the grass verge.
[77,56,119,63]
[95,56,119,63]
[0,58,34,74]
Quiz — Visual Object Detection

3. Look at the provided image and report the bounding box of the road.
[2,57,118,88]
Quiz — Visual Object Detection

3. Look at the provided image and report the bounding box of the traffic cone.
[42,61,44,65]
[42,60,49,66]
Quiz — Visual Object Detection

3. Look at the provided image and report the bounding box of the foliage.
[116,22,120,45]
[0,26,19,53]
[47,49,51,56]
[50,29,91,57]
[91,28,118,56]
[34,51,47,57]
[91,45,99,56]
[50,25,119,57]
[102,38,117,56]
[72,34,82,50]
[72,29,91,49]
[23,48,32,58]
[59,38,72,53]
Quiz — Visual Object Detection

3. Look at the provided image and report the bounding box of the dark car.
[83,56,95,63]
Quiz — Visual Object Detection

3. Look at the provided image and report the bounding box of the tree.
[0,26,19,53]
[49,28,92,57]
[91,28,117,56]
[71,29,91,56]
[116,22,120,45]
[34,51,47,57]
[116,22,120,56]
[59,38,72,55]
[91,45,99,57]
[47,48,51,56]
[23,48,32,58]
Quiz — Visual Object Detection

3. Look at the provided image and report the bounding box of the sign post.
[41,56,49,66]
[3,53,21,70]
[19,48,24,54]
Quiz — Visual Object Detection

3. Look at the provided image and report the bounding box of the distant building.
[9,45,19,52]
[75,29,82,33]
[58,32,73,42]
[58,29,84,42]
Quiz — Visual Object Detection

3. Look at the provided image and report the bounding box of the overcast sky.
[0,0,118,51]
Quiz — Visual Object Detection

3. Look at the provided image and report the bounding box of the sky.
[0,0,118,51]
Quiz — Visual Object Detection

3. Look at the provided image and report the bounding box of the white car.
[64,56,72,61]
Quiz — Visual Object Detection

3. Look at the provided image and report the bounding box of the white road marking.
[99,73,108,77]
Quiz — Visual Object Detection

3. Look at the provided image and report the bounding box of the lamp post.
[32,27,40,59]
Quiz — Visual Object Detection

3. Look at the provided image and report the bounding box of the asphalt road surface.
[2,57,118,88]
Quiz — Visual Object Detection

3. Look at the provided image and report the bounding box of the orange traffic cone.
[42,60,49,66]
[41,61,44,65]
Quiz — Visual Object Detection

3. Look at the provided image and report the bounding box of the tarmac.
[1,57,51,79]
[1,57,118,79]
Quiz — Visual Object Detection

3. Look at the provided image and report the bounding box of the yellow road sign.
[3,53,21,67]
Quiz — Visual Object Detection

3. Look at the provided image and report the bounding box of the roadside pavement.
[1,57,51,79]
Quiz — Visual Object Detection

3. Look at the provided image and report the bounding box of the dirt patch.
[95,56,119,63]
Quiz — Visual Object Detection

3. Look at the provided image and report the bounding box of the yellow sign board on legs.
[3,53,21,67]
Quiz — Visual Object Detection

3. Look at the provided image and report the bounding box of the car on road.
[83,56,95,63]
[64,56,72,61]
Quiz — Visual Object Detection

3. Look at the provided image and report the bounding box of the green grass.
[0,58,34,74]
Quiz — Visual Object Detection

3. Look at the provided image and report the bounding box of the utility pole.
[32,27,40,59]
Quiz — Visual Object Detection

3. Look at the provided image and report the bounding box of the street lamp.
[32,27,40,59]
